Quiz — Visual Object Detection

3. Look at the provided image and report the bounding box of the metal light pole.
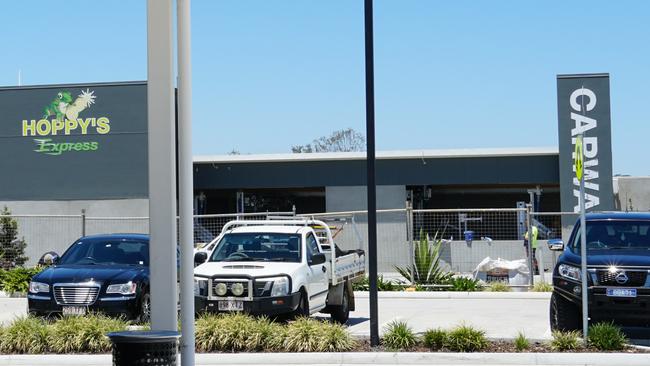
[576,134,589,341]
[147,0,178,332]
[364,0,379,347]
[177,0,195,364]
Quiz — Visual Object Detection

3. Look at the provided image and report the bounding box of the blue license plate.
[606,288,637,298]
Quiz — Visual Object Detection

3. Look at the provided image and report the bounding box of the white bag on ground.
[473,257,530,292]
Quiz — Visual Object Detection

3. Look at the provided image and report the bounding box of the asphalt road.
[344,292,552,340]
[0,292,553,340]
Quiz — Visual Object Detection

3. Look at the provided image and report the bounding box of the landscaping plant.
[588,322,627,351]
[532,282,553,292]
[449,277,482,292]
[485,281,511,292]
[550,330,582,351]
[444,324,488,352]
[0,317,49,354]
[382,321,418,351]
[514,331,530,352]
[352,275,401,291]
[48,313,128,353]
[395,229,452,285]
[422,328,447,350]
[0,266,43,294]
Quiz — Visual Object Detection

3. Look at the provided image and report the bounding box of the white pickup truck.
[193,219,365,323]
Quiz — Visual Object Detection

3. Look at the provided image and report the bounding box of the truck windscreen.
[209,233,302,263]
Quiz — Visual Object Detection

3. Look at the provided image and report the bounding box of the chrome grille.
[53,286,99,305]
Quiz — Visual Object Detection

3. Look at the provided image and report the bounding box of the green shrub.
[485,282,511,292]
[395,229,453,285]
[449,277,482,292]
[550,330,582,351]
[48,314,128,353]
[315,321,357,352]
[195,313,274,352]
[0,317,49,354]
[514,331,530,352]
[382,321,417,351]
[532,282,553,292]
[444,325,488,352]
[0,267,43,294]
[422,328,447,350]
[588,322,627,351]
[282,317,324,352]
[352,275,401,291]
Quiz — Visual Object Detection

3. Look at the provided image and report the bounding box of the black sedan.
[28,234,150,321]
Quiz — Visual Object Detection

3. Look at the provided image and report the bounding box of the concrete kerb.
[1,352,649,366]
[353,291,552,300]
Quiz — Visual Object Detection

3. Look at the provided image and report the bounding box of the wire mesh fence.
[0,208,581,279]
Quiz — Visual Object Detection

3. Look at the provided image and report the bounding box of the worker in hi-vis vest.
[524,225,539,274]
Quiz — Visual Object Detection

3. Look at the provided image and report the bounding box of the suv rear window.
[571,220,650,251]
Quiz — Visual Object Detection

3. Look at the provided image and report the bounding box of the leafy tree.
[0,207,28,269]
[291,128,365,153]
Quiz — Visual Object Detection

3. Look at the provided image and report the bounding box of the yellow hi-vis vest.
[524,226,539,249]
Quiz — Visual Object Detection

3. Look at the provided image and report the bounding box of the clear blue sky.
[1,1,649,175]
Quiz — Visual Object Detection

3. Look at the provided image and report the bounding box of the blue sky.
[1,1,649,175]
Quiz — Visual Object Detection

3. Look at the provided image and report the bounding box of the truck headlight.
[269,276,289,297]
[194,278,208,296]
[214,282,228,296]
[29,281,49,294]
[106,281,137,295]
[558,264,581,281]
[231,283,245,296]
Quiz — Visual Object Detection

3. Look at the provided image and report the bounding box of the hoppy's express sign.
[21,89,111,155]
[0,82,148,201]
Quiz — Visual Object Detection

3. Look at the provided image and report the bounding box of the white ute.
[193,219,365,323]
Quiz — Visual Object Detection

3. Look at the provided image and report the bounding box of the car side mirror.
[194,252,208,266]
[39,252,59,266]
[548,239,565,251]
[309,253,326,265]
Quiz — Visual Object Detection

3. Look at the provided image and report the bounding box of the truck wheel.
[292,290,309,319]
[330,289,350,324]
[550,292,580,331]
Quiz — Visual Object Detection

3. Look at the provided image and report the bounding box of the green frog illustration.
[43,91,73,120]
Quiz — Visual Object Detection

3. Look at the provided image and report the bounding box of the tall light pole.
[364,0,379,347]
[147,0,178,332]
[177,0,196,364]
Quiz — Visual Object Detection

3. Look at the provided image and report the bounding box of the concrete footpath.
[1,352,649,366]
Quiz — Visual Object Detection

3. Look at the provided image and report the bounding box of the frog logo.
[43,89,96,121]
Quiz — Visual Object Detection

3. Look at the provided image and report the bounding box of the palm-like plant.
[395,229,452,285]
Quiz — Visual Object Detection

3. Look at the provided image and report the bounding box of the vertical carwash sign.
[557,74,614,224]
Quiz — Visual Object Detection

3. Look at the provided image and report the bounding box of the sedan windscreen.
[210,233,301,263]
[59,238,149,265]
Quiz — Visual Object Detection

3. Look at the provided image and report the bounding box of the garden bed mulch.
[353,339,648,353]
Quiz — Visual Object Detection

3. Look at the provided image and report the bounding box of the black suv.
[549,212,650,330]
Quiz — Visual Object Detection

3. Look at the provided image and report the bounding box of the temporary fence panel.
[0,215,83,267]
[301,209,408,274]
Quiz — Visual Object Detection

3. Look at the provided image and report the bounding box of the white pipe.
[177,0,195,364]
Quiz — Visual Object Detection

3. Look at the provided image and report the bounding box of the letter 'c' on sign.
[570,88,597,112]
[575,135,584,181]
